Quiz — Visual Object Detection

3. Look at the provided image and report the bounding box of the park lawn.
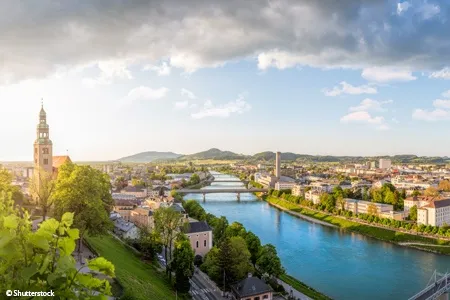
[85,234,176,300]
[265,196,450,250]
[280,274,332,300]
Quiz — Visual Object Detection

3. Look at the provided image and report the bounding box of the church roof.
[53,156,71,169]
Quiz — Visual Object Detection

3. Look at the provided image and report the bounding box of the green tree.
[53,162,114,255]
[171,235,195,293]
[336,195,346,211]
[439,180,450,192]
[0,169,24,205]
[212,216,229,245]
[138,227,163,261]
[30,167,56,221]
[424,187,439,197]
[114,176,128,190]
[153,206,186,279]
[189,174,201,185]
[409,205,418,221]
[0,192,115,298]
[219,237,253,285]
[412,190,421,197]
[245,231,262,266]
[225,222,247,238]
[367,204,378,216]
[256,244,285,278]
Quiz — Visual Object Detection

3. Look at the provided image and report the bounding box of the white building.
[256,173,277,188]
[292,184,305,197]
[343,198,393,215]
[379,159,392,170]
[305,190,321,204]
[275,181,297,191]
[417,198,450,227]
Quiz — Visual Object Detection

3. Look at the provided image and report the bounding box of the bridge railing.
[408,275,450,300]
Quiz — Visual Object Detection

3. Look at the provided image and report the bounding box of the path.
[276,278,313,300]
[190,267,226,300]
[399,242,450,247]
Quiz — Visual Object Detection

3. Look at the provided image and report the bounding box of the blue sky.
[1,0,450,161]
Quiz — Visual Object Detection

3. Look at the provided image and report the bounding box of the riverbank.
[262,195,450,255]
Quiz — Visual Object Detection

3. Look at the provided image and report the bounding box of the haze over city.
[3,1,450,161]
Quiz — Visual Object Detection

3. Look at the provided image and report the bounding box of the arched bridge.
[409,270,450,300]
[177,188,268,201]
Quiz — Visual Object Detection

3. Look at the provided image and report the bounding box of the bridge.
[177,188,268,201]
[409,270,450,300]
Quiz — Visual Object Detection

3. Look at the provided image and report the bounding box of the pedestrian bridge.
[176,188,268,200]
[409,271,450,300]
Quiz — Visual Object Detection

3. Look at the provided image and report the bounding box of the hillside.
[178,148,248,160]
[118,151,182,163]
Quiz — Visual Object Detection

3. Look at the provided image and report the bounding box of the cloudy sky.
[2,0,450,161]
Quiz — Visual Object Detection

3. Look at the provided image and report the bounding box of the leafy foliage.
[0,192,115,299]
[171,235,194,293]
[257,244,285,278]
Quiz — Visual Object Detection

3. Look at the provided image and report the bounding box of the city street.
[189,268,226,300]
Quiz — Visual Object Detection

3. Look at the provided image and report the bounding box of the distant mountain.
[178,148,248,160]
[118,151,182,163]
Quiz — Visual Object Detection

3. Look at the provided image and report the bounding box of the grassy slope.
[280,274,332,300]
[265,196,450,252]
[85,235,176,300]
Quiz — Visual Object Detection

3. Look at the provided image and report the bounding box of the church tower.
[34,103,53,175]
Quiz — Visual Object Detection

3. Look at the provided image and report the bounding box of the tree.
[439,180,450,192]
[257,244,285,278]
[171,235,195,293]
[201,247,221,282]
[131,178,145,187]
[336,196,346,211]
[225,222,247,238]
[412,189,421,197]
[30,167,56,220]
[409,205,418,221]
[367,204,378,216]
[153,206,186,279]
[245,231,262,266]
[115,176,128,190]
[219,237,253,285]
[212,216,229,245]
[425,187,439,197]
[0,192,115,298]
[53,162,114,255]
[0,169,24,205]
[138,227,162,261]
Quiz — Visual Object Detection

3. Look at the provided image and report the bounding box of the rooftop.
[230,276,273,298]
[186,221,212,234]
[53,156,71,169]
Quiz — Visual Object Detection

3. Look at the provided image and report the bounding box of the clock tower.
[34,103,53,176]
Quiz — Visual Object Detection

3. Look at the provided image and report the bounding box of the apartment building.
[292,184,305,197]
[417,198,450,227]
[343,198,393,215]
[130,207,154,229]
[274,181,297,191]
[256,173,278,188]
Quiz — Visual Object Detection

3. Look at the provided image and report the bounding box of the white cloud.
[392,117,400,123]
[143,61,171,76]
[412,108,450,121]
[442,90,450,98]
[361,67,416,82]
[349,98,393,112]
[323,81,377,97]
[82,59,133,86]
[419,3,440,20]
[181,88,197,99]
[433,99,450,109]
[191,94,251,119]
[122,86,169,103]
[430,67,450,79]
[397,2,411,15]
[174,100,189,109]
[340,111,384,124]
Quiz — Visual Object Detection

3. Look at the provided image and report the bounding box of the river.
[185,172,450,300]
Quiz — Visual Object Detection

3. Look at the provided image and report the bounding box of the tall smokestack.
[275,151,281,180]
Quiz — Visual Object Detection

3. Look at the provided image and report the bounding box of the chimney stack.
[275,152,281,180]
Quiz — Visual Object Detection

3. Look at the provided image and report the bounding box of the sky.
[2,0,450,161]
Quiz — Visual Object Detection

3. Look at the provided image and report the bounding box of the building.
[343,198,393,215]
[130,207,154,229]
[275,151,281,180]
[379,159,392,170]
[256,173,277,188]
[33,104,71,199]
[120,186,148,198]
[305,190,321,204]
[292,184,305,197]
[112,217,139,240]
[274,181,296,191]
[185,220,213,257]
[230,275,273,300]
[403,196,440,213]
[417,198,450,227]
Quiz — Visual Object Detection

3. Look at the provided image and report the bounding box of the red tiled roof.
[53,156,71,169]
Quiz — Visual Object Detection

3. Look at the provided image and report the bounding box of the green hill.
[178,148,247,160]
[118,151,182,163]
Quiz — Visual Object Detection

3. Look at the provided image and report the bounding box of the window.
[204,240,206,247]
[43,159,48,165]
[42,148,49,154]
[263,295,269,299]
[196,241,199,248]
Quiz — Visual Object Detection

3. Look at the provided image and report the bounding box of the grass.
[85,234,176,300]
[265,196,450,253]
[280,274,332,300]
